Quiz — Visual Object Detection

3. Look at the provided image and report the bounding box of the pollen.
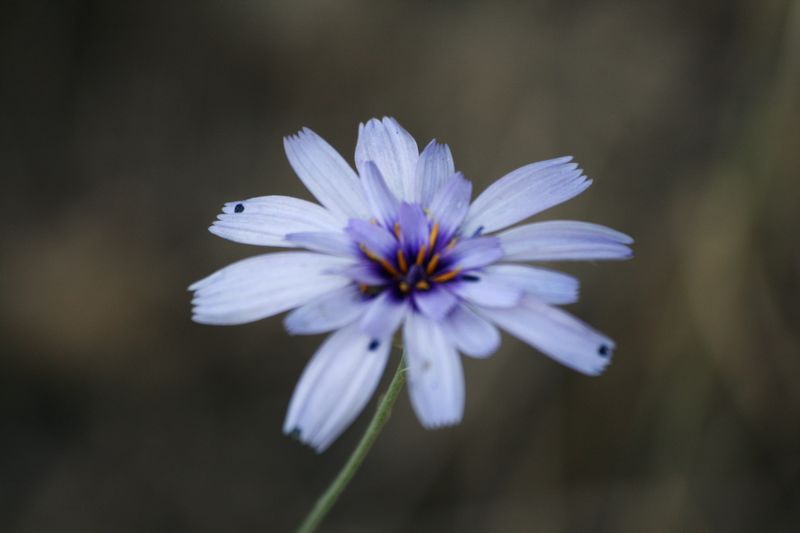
[428,223,439,250]
[359,243,401,278]
[425,253,441,275]
[415,280,430,291]
[396,249,408,272]
[416,244,427,265]
[430,269,461,283]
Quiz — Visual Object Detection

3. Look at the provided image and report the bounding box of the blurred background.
[2,1,799,531]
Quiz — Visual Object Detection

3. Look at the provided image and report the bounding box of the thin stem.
[296,355,407,533]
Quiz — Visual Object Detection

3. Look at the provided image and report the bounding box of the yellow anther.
[359,283,370,294]
[393,222,402,239]
[399,281,410,293]
[430,269,461,283]
[396,249,408,273]
[415,280,430,291]
[425,253,441,275]
[445,237,458,251]
[416,244,427,265]
[359,243,401,277]
[428,223,439,250]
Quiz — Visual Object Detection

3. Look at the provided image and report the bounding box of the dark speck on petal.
[234,203,245,213]
[598,344,610,357]
[289,427,302,439]
[368,339,380,351]
[461,274,481,282]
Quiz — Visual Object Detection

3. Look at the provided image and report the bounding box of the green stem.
[296,355,407,533]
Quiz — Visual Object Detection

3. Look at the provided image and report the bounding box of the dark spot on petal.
[289,427,302,439]
[234,203,245,213]
[368,339,380,351]
[461,274,481,282]
[598,344,610,357]
[472,225,484,237]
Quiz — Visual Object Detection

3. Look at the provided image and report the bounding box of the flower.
[190,117,632,452]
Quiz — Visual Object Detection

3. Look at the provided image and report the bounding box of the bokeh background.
[2,1,799,531]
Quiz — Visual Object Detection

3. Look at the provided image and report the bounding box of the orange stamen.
[415,244,427,265]
[445,237,458,251]
[396,249,408,273]
[393,222,402,239]
[377,258,401,278]
[359,283,369,294]
[359,243,401,277]
[430,269,461,283]
[415,280,430,291]
[399,281,410,293]
[428,223,439,250]
[425,253,441,275]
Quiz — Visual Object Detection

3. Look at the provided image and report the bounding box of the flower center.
[358,221,461,296]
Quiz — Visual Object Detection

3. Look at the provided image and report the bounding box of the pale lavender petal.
[462,156,590,235]
[211,195,341,247]
[345,219,397,259]
[283,323,391,452]
[283,128,369,220]
[359,291,408,340]
[483,264,579,305]
[284,231,356,257]
[360,161,401,227]
[331,264,386,286]
[448,236,504,270]
[416,140,455,206]
[190,252,352,325]
[397,202,429,250]
[428,172,472,240]
[355,117,419,201]
[447,276,521,308]
[442,304,500,358]
[413,286,458,321]
[478,296,615,376]
[284,285,369,335]
[499,221,633,261]
[403,314,464,428]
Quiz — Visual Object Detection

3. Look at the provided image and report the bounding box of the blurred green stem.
[296,355,407,533]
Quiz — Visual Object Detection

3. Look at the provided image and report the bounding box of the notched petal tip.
[420,417,462,430]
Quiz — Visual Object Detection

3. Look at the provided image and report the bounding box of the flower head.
[190,117,632,452]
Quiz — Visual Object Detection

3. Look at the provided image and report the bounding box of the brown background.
[2,1,799,531]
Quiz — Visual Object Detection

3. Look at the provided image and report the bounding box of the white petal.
[283,323,391,452]
[462,156,590,234]
[360,161,400,227]
[284,285,368,335]
[499,220,633,261]
[359,291,408,340]
[284,231,356,257]
[415,140,455,206]
[483,264,579,305]
[478,296,615,376]
[284,128,370,221]
[442,304,500,358]
[403,314,465,428]
[210,195,341,247]
[190,252,352,325]
[355,117,419,201]
[447,276,522,308]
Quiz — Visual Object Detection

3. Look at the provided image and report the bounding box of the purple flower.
[190,117,632,452]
